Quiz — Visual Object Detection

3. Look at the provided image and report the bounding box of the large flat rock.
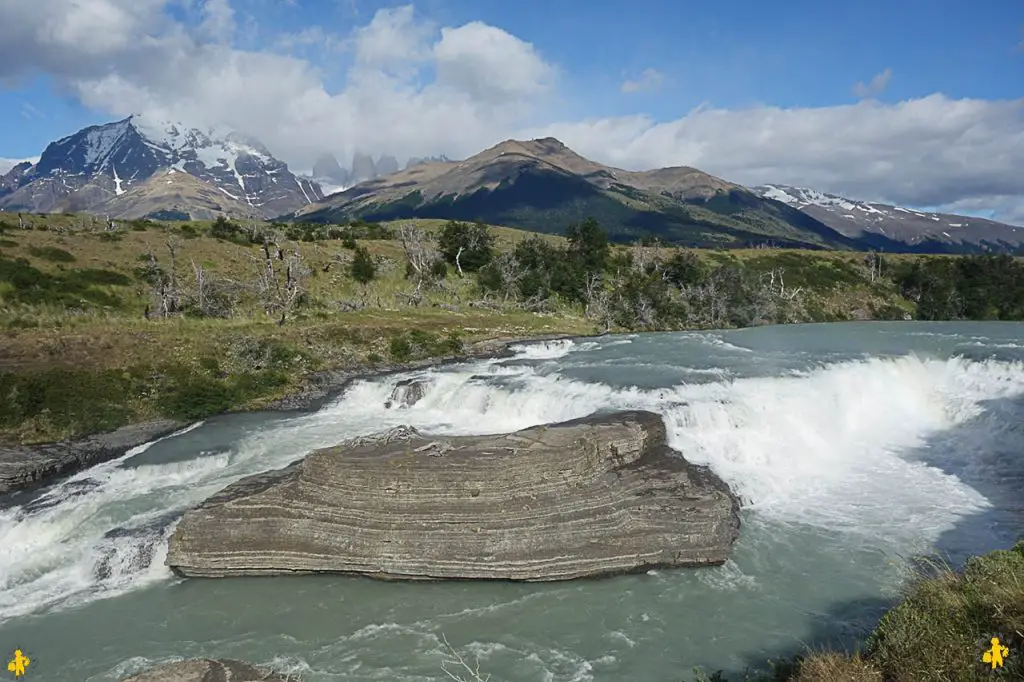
[166,410,741,581]
[0,419,187,494]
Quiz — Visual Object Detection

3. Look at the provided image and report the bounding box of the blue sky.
[0,0,1022,221]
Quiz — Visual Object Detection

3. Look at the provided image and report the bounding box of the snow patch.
[760,185,798,203]
[217,186,240,201]
[948,223,963,228]
[112,166,125,195]
[82,120,132,169]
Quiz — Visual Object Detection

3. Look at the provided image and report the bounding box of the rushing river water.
[1,321,1023,681]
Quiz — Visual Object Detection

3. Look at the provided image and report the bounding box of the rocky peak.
[350,152,377,183]
[0,115,322,218]
[376,154,399,176]
[312,153,349,185]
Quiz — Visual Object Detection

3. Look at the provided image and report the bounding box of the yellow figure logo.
[983,637,1009,670]
[6,650,29,678]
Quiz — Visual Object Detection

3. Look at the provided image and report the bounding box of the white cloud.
[0,2,1021,223]
[853,68,893,99]
[524,95,1024,215]
[621,68,664,94]
[434,22,554,103]
[198,0,235,43]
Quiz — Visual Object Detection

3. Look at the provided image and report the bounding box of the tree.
[252,237,310,325]
[438,220,494,275]
[350,245,376,284]
[565,217,609,276]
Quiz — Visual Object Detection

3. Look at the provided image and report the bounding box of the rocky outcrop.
[0,419,186,494]
[384,377,429,409]
[122,658,295,682]
[166,411,740,581]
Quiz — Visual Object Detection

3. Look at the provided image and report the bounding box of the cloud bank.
[0,0,1021,223]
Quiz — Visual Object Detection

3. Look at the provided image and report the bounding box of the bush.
[0,368,136,435]
[350,245,377,284]
[28,245,76,263]
[157,374,236,421]
[388,335,413,363]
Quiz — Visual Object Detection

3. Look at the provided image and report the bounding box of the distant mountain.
[376,154,399,176]
[753,185,1024,252]
[0,115,323,220]
[295,137,868,249]
[405,155,451,169]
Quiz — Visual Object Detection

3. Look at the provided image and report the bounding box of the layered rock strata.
[166,410,740,580]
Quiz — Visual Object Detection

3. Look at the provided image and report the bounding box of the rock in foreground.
[123,659,294,682]
[166,411,740,580]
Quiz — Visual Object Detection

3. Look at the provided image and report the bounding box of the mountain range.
[295,137,1024,253]
[2,116,1020,254]
[751,185,1023,252]
[0,115,322,220]
[308,151,450,196]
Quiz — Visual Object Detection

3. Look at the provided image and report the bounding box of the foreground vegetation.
[1,212,1022,445]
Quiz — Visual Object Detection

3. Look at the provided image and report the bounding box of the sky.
[0,0,1022,222]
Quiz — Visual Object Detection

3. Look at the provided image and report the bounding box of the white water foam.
[1,342,1022,622]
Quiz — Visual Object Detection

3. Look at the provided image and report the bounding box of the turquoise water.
[1,321,1023,681]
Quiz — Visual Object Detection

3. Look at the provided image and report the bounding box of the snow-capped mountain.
[753,184,1024,250]
[0,115,323,219]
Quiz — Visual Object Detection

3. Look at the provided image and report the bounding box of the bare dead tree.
[188,259,242,318]
[145,239,183,318]
[583,272,613,331]
[864,251,882,283]
[439,633,490,682]
[253,237,310,325]
[398,223,441,299]
[632,243,663,275]
[494,252,523,303]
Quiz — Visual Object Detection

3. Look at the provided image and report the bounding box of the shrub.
[28,245,76,263]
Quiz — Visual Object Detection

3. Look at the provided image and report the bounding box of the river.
[1,321,1023,681]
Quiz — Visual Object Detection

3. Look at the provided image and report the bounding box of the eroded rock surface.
[166,411,740,581]
[122,658,294,682]
[0,419,186,494]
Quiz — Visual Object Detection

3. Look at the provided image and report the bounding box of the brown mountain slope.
[89,169,261,221]
[294,137,861,249]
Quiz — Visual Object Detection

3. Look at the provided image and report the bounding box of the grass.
[0,216,596,442]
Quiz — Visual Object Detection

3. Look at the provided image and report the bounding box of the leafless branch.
[439,633,490,682]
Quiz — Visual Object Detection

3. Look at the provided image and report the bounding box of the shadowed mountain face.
[293,138,1020,253]
[294,138,861,249]
[0,115,323,220]
[753,185,1024,254]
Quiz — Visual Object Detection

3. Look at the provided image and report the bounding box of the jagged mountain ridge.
[753,184,1024,251]
[308,151,421,198]
[0,115,322,219]
[295,137,870,249]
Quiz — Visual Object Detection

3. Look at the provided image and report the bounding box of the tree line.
[115,215,1024,330]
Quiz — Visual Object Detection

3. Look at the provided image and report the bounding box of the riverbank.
[0,331,592,494]
[708,539,1024,681]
